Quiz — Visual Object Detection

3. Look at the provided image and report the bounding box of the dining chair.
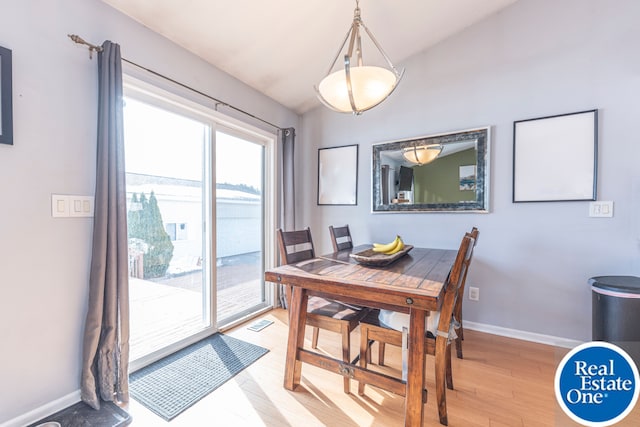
[276,227,369,393]
[357,232,476,426]
[454,226,479,359]
[328,224,353,252]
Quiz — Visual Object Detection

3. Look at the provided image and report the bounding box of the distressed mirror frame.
[318,144,359,206]
[372,127,490,213]
[0,45,13,145]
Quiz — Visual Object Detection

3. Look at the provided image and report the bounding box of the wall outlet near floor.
[469,286,480,301]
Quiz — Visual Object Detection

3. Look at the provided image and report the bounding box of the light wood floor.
[124,309,640,426]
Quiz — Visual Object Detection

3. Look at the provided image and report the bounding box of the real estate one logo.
[555,341,639,426]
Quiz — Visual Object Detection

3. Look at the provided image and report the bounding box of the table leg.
[405,308,426,427]
[284,286,308,390]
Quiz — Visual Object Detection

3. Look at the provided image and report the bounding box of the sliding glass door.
[123,77,275,369]
[124,96,213,366]
[215,128,270,326]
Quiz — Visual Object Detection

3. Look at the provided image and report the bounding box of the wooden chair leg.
[455,323,464,359]
[311,326,320,349]
[341,326,351,394]
[358,324,369,395]
[284,285,293,324]
[435,337,449,426]
[455,336,463,359]
[453,301,464,359]
[446,343,453,390]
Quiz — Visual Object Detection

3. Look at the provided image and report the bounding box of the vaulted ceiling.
[102,0,518,114]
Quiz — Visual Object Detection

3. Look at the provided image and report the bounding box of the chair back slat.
[436,235,475,336]
[329,225,353,252]
[284,249,315,264]
[452,227,479,325]
[460,228,479,288]
[277,227,316,265]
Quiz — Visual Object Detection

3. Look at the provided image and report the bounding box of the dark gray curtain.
[279,127,295,308]
[281,127,295,231]
[80,40,130,410]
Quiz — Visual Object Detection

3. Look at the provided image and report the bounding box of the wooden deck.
[129,269,265,361]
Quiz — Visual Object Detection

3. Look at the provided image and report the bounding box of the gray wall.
[299,0,640,343]
[0,0,297,424]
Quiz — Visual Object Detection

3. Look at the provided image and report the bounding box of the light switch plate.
[69,196,95,217]
[51,194,69,217]
[589,201,614,218]
[52,194,94,218]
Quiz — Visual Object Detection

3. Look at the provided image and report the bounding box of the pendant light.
[402,144,443,166]
[314,0,404,115]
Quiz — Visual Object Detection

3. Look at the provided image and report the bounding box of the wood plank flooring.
[124,309,640,426]
[129,274,263,361]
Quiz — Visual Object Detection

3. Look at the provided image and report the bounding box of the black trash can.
[590,275,640,367]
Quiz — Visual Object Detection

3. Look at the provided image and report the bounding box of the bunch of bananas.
[372,235,405,255]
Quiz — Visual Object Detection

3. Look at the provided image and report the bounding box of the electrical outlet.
[469,286,479,301]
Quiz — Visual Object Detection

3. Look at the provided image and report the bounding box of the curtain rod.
[68,34,286,132]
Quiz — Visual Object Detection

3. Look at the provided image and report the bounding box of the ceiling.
[102,0,517,114]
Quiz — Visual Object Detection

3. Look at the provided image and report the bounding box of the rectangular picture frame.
[513,109,597,202]
[317,144,358,205]
[459,165,476,191]
[0,45,13,145]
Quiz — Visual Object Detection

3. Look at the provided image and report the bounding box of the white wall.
[299,0,640,343]
[0,0,297,424]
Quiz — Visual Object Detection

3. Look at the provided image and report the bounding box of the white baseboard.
[0,390,80,427]
[464,320,583,349]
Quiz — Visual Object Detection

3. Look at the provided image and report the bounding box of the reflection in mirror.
[372,127,490,212]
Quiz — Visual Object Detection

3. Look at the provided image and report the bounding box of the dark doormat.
[129,333,269,421]
[27,400,131,427]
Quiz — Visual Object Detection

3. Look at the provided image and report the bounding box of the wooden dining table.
[264,244,457,426]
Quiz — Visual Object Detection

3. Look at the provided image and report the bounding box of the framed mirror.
[372,127,490,212]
